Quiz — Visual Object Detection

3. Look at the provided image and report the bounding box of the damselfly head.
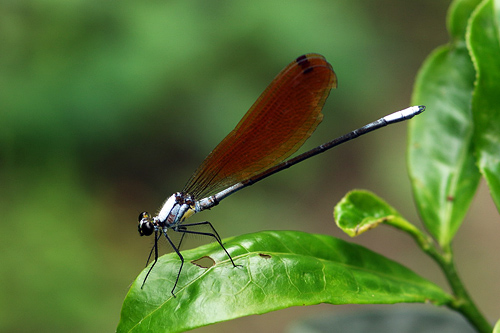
[138,212,155,236]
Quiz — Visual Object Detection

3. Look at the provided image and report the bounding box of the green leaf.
[334,190,419,237]
[448,0,484,40]
[468,0,500,211]
[408,0,481,247]
[117,231,451,333]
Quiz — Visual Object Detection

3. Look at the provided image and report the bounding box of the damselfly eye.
[138,212,154,236]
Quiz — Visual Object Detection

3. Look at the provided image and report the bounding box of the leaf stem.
[438,252,492,333]
[405,227,492,332]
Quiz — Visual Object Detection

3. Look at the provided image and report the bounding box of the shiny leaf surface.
[468,0,500,211]
[335,190,421,237]
[408,0,481,246]
[117,231,451,333]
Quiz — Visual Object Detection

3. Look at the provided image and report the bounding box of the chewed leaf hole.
[191,256,216,268]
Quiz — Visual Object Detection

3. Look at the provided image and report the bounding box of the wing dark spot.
[296,54,313,74]
[296,54,308,63]
[302,67,313,74]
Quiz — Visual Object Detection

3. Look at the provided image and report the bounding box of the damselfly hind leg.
[175,221,239,268]
[142,221,239,297]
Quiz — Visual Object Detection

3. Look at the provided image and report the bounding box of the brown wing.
[184,53,337,199]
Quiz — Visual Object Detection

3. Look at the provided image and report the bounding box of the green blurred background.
[1,1,499,332]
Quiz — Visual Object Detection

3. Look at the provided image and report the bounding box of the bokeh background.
[1,1,499,332]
